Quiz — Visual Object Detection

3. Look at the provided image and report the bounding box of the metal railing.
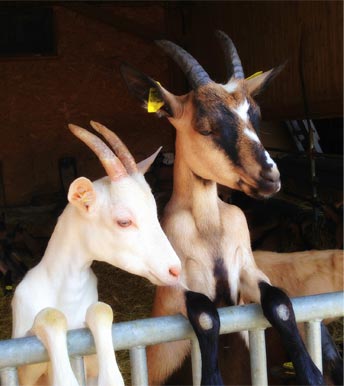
[0,291,343,386]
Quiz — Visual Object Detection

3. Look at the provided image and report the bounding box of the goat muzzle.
[258,168,281,196]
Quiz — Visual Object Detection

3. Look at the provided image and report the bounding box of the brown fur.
[255,249,344,299]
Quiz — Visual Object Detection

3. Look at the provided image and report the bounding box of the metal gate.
[0,291,343,386]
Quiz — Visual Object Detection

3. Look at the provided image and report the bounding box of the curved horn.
[215,30,245,80]
[156,40,212,89]
[68,124,127,181]
[90,121,138,174]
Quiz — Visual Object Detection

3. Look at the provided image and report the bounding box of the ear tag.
[148,81,165,113]
[76,188,94,206]
[282,362,295,372]
[245,71,263,80]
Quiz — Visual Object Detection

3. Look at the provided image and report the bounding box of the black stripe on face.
[213,257,233,307]
[194,95,241,165]
[211,104,240,165]
[252,141,272,170]
[248,102,261,132]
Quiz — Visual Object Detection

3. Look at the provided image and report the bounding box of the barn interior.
[0,1,342,383]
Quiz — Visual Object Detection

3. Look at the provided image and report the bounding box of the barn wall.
[165,1,343,119]
[0,4,173,205]
[1,2,342,206]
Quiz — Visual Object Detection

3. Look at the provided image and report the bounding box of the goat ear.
[245,63,285,96]
[137,147,162,174]
[68,177,97,214]
[120,63,180,118]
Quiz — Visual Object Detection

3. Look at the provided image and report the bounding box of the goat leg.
[321,322,343,386]
[259,281,325,386]
[185,291,224,386]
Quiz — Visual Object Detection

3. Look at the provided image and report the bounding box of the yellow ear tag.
[283,362,294,371]
[245,71,263,81]
[148,81,165,113]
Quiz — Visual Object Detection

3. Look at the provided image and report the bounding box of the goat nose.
[260,169,275,182]
[260,167,280,183]
[169,265,181,278]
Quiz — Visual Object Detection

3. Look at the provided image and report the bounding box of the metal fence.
[0,291,343,386]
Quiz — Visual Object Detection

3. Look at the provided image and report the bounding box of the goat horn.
[90,121,138,175]
[68,124,128,181]
[156,40,212,89]
[215,30,245,80]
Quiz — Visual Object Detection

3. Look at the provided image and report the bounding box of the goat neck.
[41,205,94,276]
[169,135,221,231]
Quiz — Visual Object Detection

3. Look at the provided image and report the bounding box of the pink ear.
[245,64,285,96]
[137,147,162,174]
[68,177,96,213]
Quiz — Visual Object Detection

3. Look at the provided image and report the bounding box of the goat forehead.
[192,86,265,166]
[194,86,253,130]
[100,177,155,213]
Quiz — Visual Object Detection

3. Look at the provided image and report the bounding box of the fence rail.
[0,291,343,386]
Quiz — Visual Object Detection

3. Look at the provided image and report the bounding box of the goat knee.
[259,281,295,330]
[185,291,223,386]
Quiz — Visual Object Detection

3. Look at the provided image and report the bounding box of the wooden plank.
[63,4,164,42]
[165,1,343,119]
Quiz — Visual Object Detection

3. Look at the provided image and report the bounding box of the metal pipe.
[70,356,86,386]
[0,292,342,370]
[191,337,202,386]
[249,329,268,386]
[0,367,19,386]
[130,346,148,386]
[305,319,323,373]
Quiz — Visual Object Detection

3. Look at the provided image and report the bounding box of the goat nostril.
[169,266,180,278]
[260,169,277,183]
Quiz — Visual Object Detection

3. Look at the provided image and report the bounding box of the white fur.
[264,150,275,167]
[32,308,79,386]
[86,302,124,386]
[12,154,181,385]
[199,312,213,330]
[234,99,249,122]
[222,80,238,94]
[276,304,290,321]
[244,128,260,143]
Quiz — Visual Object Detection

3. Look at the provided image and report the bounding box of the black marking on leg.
[185,291,224,386]
[213,258,233,307]
[259,281,325,386]
[321,322,343,385]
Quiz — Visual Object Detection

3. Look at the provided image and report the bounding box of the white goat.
[121,31,326,385]
[11,121,181,385]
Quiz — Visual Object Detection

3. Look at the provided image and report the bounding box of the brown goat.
[121,31,327,385]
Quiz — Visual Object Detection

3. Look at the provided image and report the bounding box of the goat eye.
[117,219,132,228]
[199,129,212,136]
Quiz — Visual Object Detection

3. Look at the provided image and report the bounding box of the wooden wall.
[165,1,343,119]
[0,3,173,205]
[0,2,342,206]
